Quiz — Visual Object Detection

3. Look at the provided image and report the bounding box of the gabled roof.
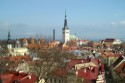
[66,59,89,71]
[75,60,104,80]
[112,56,124,68]
[76,67,99,80]
[22,38,27,43]
[104,38,115,42]
[75,62,97,70]
[115,62,125,73]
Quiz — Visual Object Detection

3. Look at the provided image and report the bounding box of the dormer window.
[84,68,86,73]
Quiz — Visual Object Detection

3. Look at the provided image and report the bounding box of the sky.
[0,0,125,40]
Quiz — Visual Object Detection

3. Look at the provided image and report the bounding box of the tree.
[30,47,74,83]
[0,45,11,74]
[0,56,12,74]
[67,40,77,47]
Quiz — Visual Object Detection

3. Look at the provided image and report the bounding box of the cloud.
[111,20,125,27]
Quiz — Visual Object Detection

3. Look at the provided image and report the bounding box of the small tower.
[53,29,55,41]
[7,30,12,49]
[22,38,28,47]
[31,38,35,44]
[62,11,70,44]
[15,39,21,48]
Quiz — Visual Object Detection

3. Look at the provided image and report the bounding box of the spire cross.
[65,9,67,19]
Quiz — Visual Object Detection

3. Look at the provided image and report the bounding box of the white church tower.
[7,30,12,50]
[62,11,70,44]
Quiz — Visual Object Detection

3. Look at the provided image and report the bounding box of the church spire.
[63,10,69,30]
[8,30,11,41]
[7,29,12,45]
[62,10,70,43]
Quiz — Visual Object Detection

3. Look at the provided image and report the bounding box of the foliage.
[0,56,12,74]
[30,47,74,83]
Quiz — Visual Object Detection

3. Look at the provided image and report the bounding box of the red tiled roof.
[76,67,99,80]
[100,40,104,43]
[76,60,104,80]
[66,59,89,71]
[112,56,124,68]
[9,55,31,62]
[104,38,115,42]
[22,38,27,43]
[0,71,37,83]
[115,62,125,73]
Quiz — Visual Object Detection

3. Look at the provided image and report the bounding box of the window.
[50,78,52,82]
[66,32,69,33]
[54,79,56,83]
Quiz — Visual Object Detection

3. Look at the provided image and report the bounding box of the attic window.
[83,69,86,73]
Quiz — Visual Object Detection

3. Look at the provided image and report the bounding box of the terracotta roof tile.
[0,71,37,83]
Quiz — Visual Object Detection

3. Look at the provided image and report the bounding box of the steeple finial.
[65,9,67,19]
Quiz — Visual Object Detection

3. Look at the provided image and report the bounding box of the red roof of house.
[66,59,89,71]
[66,59,105,80]
[115,62,125,73]
[22,38,27,43]
[0,71,37,83]
[9,55,31,62]
[51,58,105,81]
[104,38,115,42]
[66,59,100,71]
[76,61,104,80]
[76,67,99,80]
[112,56,124,68]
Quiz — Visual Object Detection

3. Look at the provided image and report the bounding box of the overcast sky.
[0,0,125,40]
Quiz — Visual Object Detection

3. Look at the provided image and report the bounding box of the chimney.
[53,29,55,41]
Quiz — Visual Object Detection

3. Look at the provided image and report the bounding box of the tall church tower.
[62,11,70,43]
[7,30,12,49]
